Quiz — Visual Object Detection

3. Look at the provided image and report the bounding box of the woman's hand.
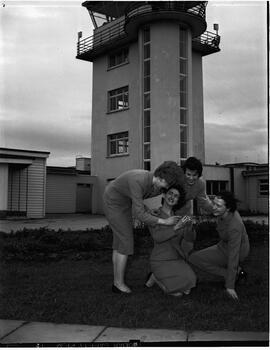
[226,288,239,300]
[173,215,192,230]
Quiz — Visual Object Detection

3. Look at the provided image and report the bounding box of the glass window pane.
[144,60,150,76]
[180,143,187,158]
[180,125,187,141]
[123,93,129,106]
[117,96,124,109]
[144,127,150,142]
[110,141,116,155]
[144,44,150,59]
[144,144,151,159]
[180,92,187,107]
[110,98,116,111]
[144,110,150,126]
[180,109,187,124]
[144,76,150,92]
[180,42,186,58]
[109,55,115,67]
[144,28,150,42]
[144,161,151,171]
[180,75,186,92]
[144,93,150,108]
[180,59,187,73]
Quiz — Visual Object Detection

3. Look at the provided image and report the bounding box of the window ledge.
[107,108,130,115]
[106,153,129,159]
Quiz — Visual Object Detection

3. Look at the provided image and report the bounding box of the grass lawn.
[0,231,268,332]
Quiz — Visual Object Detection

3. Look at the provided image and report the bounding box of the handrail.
[125,1,207,21]
[76,2,220,58]
[77,18,126,56]
[77,30,220,57]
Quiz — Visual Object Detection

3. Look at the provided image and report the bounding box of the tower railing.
[125,1,207,22]
[76,1,220,59]
[77,18,126,57]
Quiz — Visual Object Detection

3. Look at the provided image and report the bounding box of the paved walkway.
[0,214,268,234]
[0,214,109,233]
[0,319,268,345]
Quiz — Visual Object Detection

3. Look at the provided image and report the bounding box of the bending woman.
[103,161,183,294]
[145,185,197,297]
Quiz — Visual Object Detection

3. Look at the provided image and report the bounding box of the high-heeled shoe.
[169,292,183,297]
[144,272,155,288]
[112,284,131,294]
[236,268,247,285]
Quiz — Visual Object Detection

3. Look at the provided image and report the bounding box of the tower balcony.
[124,1,207,38]
[76,1,220,61]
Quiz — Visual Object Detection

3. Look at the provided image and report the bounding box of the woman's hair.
[154,161,184,187]
[182,157,203,177]
[162,184,186,212]
[216,191,239,212]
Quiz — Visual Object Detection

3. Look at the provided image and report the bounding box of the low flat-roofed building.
[46,165,98,214]
[0,147,50,218]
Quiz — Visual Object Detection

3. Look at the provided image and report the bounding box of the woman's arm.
[225,228,242,290]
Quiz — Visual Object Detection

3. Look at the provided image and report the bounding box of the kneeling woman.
[146,185,197,297]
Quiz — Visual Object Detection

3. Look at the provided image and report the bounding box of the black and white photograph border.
[0,0,268,347]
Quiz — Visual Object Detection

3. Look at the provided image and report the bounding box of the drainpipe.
[230,167,234,193]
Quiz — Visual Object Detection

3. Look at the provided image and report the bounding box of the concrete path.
[0,213,268,234]
[0,214,109,233]
[0,319,268,345]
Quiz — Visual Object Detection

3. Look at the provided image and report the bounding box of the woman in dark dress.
[145,184,197,297]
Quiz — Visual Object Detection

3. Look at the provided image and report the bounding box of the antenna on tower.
[213,23,219,35]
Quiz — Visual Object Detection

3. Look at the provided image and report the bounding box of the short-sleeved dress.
[103,169,162,255]
[148,208,197,294]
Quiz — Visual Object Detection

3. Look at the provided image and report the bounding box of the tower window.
[179,28,188,164]
[108,47,129,69]
[143,26,151,170]
[107,132,129,156]
[108,86,129,112]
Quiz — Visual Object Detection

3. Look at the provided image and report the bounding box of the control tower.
[76,1,220,213]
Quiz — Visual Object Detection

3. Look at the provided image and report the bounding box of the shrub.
[1,219,268,262]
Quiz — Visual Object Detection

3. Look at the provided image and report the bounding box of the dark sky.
[0,1,267,166]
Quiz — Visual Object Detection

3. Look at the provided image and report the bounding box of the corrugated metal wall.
[46,174,76,213]
[46,173,95,214]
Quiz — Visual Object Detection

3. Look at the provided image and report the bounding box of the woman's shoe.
[236,268,247,285]
[169,292,183,297]
[144,272,155,288]
[112,284,131,294]
[183,289,191,295]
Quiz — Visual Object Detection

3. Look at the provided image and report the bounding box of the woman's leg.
[112,249,131,292]
[189,244,227,278]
